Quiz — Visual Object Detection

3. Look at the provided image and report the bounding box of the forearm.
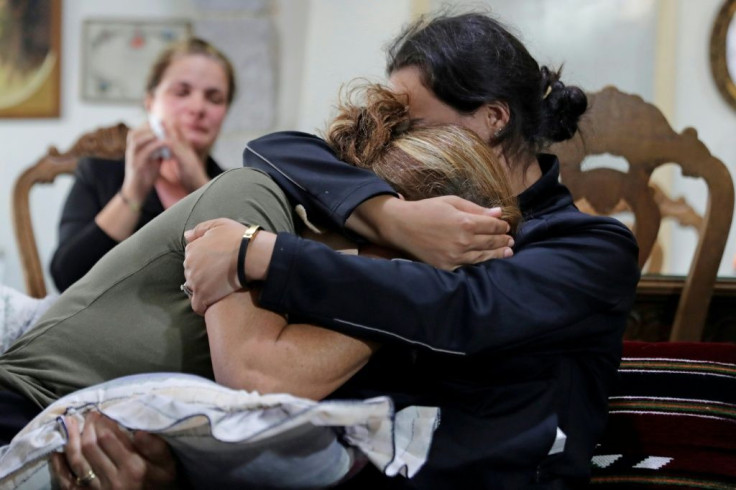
[243,132,513,269]
[204,290,376,400]
[251,230,638,355]
[94,191,143,242]
[244,132,397,229]
[344,195,401,246]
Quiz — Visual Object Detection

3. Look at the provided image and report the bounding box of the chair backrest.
[550,86,734,341]
[12,123,129,298]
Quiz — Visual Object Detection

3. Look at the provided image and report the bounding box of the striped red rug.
[590,341,736,489]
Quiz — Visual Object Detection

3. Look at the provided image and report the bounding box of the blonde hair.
[145,38,236,105]
[326,84,521,232]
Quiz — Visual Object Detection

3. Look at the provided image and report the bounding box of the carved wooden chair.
[576,182,704,275]
[12,123,129,298]
[550,88,736,488]
[550,86,734,342]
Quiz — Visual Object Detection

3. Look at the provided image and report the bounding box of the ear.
[484,101,510,135]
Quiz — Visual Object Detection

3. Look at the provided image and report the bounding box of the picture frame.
[710,0,736,112]
[82,19,192,103]
[0,0,62,118]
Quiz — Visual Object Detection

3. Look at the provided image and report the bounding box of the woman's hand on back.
[183,218,247,315]
[348,195,514,270]
[183,218,278,315]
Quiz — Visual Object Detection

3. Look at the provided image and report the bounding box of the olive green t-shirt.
[0,168,295,408]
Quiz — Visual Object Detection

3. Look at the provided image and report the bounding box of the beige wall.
[0,0,316,291]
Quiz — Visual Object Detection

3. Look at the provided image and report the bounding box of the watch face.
[82,20,191,103]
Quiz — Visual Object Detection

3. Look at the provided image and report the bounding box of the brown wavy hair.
[326,83,521,232]
[145,38,236,105]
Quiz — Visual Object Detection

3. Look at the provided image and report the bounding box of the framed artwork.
[82,19,191,103]
[0,0,62,118]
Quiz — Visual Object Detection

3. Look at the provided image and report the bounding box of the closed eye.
[206,89,226,105]
[171,82,191,97]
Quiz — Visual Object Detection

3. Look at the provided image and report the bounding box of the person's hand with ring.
[183,218,249,315]
[75,469,97,487]
[51,412,178,489]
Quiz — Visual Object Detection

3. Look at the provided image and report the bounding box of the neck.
[157,150,209,184]
[498,151,541,196]
[197,147,210,163]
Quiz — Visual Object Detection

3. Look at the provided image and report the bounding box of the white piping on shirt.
[333,317,467,356]
[244,144,307,191]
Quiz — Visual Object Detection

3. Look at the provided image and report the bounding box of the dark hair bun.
[326,84,411,167]
[538,66,587,143]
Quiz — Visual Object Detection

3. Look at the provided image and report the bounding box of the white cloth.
[0,285,56,354]
[0,373,439,489]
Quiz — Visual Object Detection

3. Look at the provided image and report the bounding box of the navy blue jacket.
[243,131,640,488]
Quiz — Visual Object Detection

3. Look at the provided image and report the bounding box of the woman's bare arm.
[204,289,378,401]
[346,194,512,269]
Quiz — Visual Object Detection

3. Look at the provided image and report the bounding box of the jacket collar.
[517,153,573,218]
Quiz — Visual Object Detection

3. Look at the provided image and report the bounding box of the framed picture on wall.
[82,19,191,103]
[0,0,62,118]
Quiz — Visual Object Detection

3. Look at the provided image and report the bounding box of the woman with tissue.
[49,37,233,291]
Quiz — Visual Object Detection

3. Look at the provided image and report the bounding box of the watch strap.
[237,224,261,289]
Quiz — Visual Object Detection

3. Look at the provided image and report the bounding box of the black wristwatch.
[237,224,261,288]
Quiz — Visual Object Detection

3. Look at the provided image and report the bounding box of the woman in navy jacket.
[183,12,640,489]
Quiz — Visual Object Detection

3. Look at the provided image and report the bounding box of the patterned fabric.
[0,285,56,354]
[0,373,439,489]
[590,341,736,489]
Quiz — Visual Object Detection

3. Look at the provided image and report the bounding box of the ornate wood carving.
[550,87,734,341]
[575,183,703,275]
[12,123,129,297]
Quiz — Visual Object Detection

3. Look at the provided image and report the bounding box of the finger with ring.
[75,469,97,486]
[180,283,193,298]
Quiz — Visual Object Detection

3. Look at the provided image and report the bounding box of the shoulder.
[249,131,326,147]
[76,157,125,183]
[517,205,639,280]
[245,131,335,158]
[522,204,637,249]
[558,206,637,247]
[502,206,640,307]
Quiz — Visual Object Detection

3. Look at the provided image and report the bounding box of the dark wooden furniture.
[12,123,129,298]
[550,86,734,341]
[632,275,736,342]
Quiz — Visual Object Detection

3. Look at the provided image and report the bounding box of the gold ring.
[75,469,97,486]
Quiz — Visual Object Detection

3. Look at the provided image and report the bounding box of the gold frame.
[0,0,62,118]
[710,0,736,112]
